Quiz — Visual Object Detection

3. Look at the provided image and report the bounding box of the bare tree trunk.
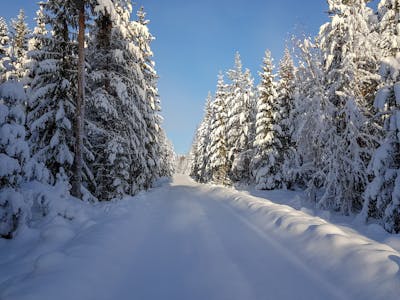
[71,0,85,199]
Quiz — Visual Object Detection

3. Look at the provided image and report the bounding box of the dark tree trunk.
[71,0,85,199]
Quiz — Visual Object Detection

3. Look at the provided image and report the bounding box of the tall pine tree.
[252,50,280,189]
[28,0,80,185]
[208,73,230,184]
[317,0,380,213]
[226,52,256,181]
[0,17,10,79]
[9,9,30,81]
[362,0,400,232]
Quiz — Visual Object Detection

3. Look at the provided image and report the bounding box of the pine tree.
[208,73,230,184]
[28,0,80,185]
[9,9,30,80]
[317,0,380,213]
[193,94,213,182]
[291,38,335,199]
[276,48,297,188]
[87,1,165,199]
[0,17,10,79]
[158,130,176,177]
[0,80,29,238]
[252,50,280,189]
[189,126,201,180]
[362,0,400,232]
[252,49,296,190]
[87,0,128,199]
[376,0,400,58]
[0,18,8,57]
[25,4,47,88]
[133,6,166,184]
[0,80,48,238]
[226,52,256,182]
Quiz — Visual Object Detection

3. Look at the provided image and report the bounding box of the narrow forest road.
[1,175,399,300]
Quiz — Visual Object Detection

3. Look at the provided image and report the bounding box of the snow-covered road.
[1,175,399,300]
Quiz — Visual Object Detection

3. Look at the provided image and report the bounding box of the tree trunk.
[71,0,85,199]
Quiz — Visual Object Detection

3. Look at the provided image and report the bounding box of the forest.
[0,0,174,239]
[189,0,400,233]
[1,1,400,299]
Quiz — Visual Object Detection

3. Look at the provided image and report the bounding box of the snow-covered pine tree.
[193,93,213,182]
[251,50,280,189]
[0,79,48,238]
[208,73,230,184]
[226,52,256,182]
[362,54,400,232]
[88,0,164,199]
[158,130,176,177]
[291,38,335,199]
[9,9,30,80]
[362,0,400,232]
[317,0,380,213]
[0,80,29,238]
[25,4,47,89]
[0,17,10,79]
[133,6,166,184]
[252,49,296,190]
[87,0,129,199]
[28,0,80,185]
[189,126,201,180]
[0,18,8,58]
[275,48,297,188]
[376,0,400,58]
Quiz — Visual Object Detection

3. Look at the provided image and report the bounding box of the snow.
[0,153,20,176]
[394,82,400,105]
[374,86,390,109]
[0,81,27,103]
[0,104,8,124]
[94,0,117,21]
[1,175,399,300]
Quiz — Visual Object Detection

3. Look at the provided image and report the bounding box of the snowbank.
[206,184,400,300]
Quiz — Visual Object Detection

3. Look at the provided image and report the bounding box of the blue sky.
[2,1,333,154]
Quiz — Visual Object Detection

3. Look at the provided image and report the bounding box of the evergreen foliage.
[189,0,400,232]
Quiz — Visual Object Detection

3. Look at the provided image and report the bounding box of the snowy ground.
[1,175,399,300]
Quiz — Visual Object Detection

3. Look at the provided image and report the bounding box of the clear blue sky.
[2,1,353,154]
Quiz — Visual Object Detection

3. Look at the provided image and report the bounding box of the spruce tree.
[0,81,29,238]
[276,48,297,188]
[189,126,201,180]
[317,0,380,213]
[133,6,166,184]
[226,52,256,181]
[9,9,30,80]
[87,1,165,199]
[376,0,400,58]
[291,39,336,199]
[87,0,128,199]
[0,18,8,58]
[193,94,213,182]
[158,130,176,177]
[252,50,280,189]
[28,0,80,184]
[0,17,10,79]
[26,4,47,88]
[0,79,48,238]
[208,73,229,184]
[362,0,400,232]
